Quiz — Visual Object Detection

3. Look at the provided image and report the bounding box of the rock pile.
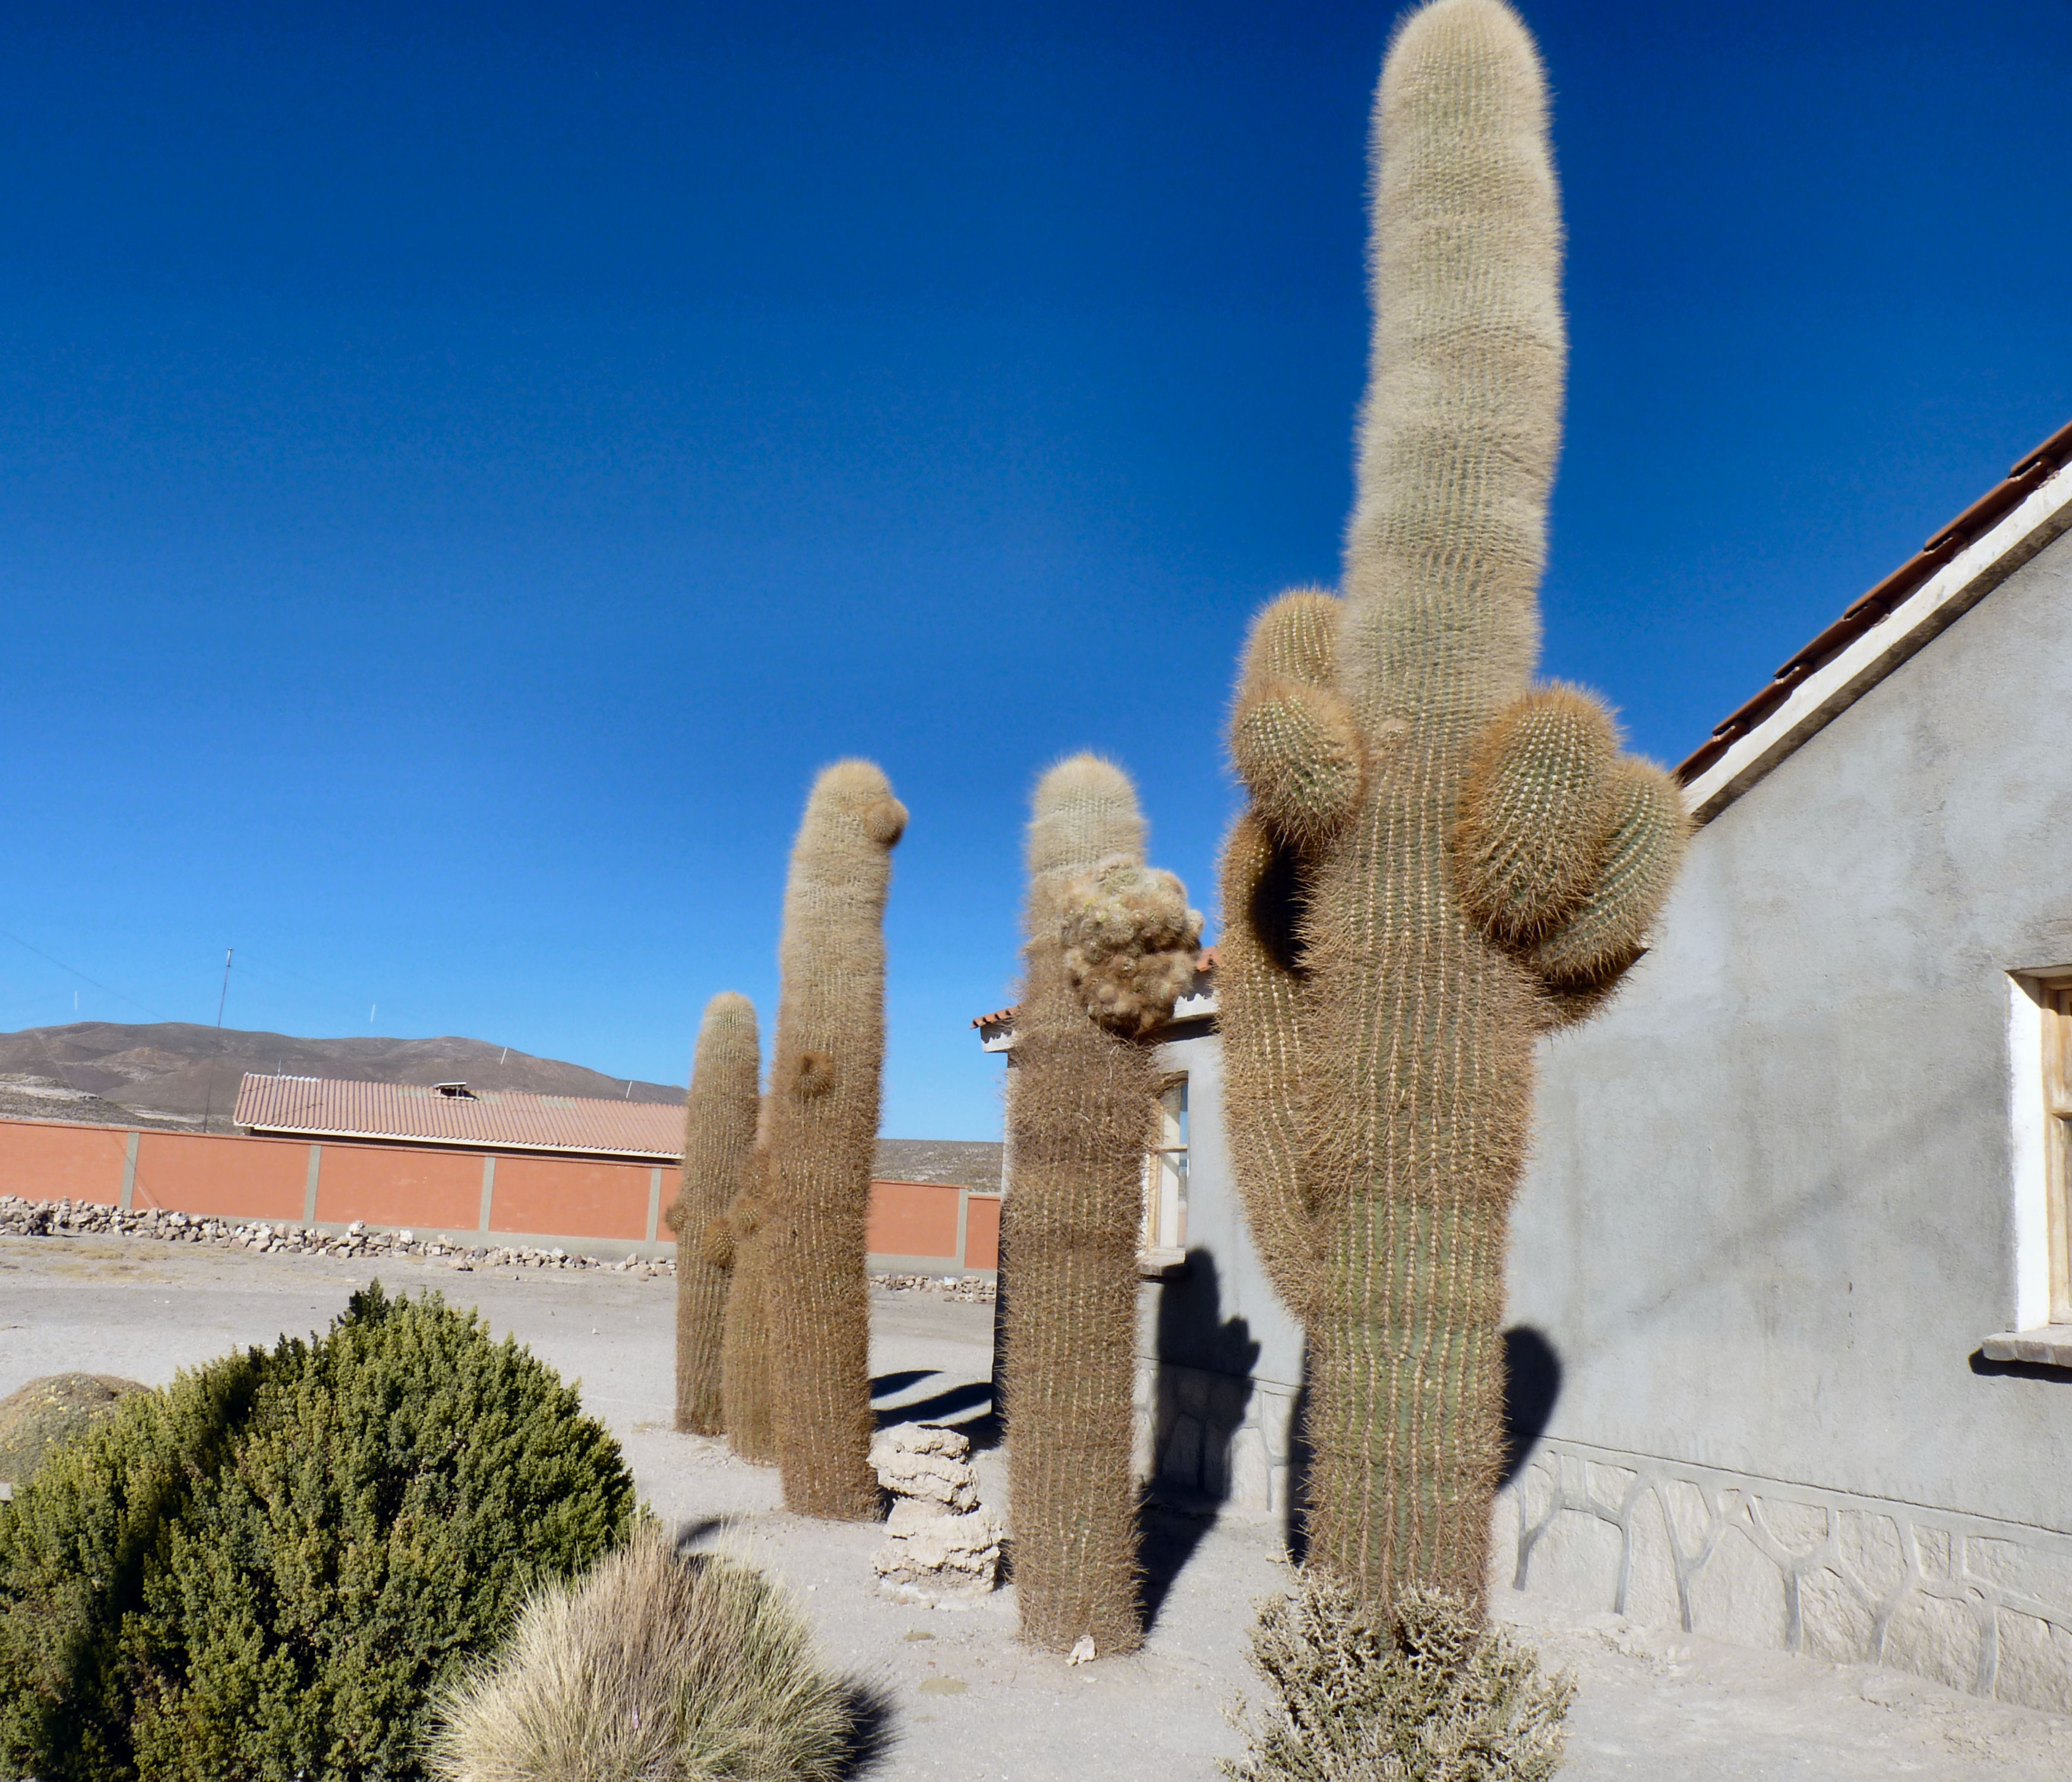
[870,1273,996,1303]
[870,1423,1004,1607]
[0,1196,671,1277]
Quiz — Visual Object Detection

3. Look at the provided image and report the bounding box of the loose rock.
[870,1423,1003,1606]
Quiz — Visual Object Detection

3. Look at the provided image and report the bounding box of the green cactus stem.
[761,760,907,1519]
[1002,755,1202,1655]
[664,991,760,1436]
[1218,0,1688,1616]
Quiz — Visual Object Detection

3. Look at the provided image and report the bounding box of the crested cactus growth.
[1002,755,1202,1656]
[762,760,907,1519]
[664,992,760,1436]
[719,1111,779,1465]
[1220,0,1688,1615]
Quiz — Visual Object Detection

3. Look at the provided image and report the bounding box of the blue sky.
[2,0,2067,1138]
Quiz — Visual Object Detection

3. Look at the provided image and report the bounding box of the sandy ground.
[4,1231,2070,1780]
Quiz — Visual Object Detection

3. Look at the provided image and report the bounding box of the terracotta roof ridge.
[1676,415,2072,788]
[231,1072,684,1159]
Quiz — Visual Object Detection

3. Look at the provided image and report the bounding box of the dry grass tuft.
[431,1525,869,1782]
[1222,1572,1574,1781]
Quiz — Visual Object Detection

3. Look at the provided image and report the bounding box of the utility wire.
[0,926,170,1022]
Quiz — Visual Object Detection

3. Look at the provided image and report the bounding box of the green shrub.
[431,1524,868,1782]
[0,1284,634,1782]
[1221,1572,1574,1782]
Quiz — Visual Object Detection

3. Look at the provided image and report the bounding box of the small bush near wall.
[1222,1574,1573,1782]
[0,1284,634,1782]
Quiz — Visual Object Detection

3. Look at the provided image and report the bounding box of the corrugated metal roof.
[233,1074,684,1159]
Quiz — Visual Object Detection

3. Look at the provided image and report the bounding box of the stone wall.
[1495,1436,2072,1713]
[1506,520,2072,1709]
[1133,1347,1298,1518]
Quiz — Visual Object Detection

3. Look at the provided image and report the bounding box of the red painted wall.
[964,1193,1002,1271]
[489,1154,650,1241]
[866,1179,961,1260]
[0,1119,127,1205]
[317,1143,481,1232]
[0,1120,1000,1270]
[133,1130,307,1221]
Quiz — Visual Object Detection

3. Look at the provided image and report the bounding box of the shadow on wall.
[1285,1323,1563,1565]
[1142,1247,1260,1631]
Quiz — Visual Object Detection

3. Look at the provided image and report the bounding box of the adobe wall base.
[1496,1437,2072,1714]
[1129,1351,1299,1521]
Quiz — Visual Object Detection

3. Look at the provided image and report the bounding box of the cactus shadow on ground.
[869,1372,999,1449]
[874,1376,994,1433]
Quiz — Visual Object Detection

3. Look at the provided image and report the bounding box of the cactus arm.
[1524,756,1689,1004]
[1450,687,1620,944]
[1003,754,1200,1656]
[1215,811,1324,1316]
[672,991,760,1437]
[1231,590,1367,849]
[762,761,905,1519]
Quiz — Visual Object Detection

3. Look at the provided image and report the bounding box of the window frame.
[1142,1072,1189,1257]
[2041,980,2072,1326]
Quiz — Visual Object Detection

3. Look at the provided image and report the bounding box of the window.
[1142,1076,1188,1255]
[2008,972,2072,1335]
[2042,982,2072,1326]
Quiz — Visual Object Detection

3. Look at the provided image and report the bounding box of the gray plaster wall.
[1501,525,2072,1705]
[1131,1021,1307,1519]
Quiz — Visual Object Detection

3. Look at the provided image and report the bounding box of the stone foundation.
[1131,1353,1297,1517]
[1496,1437,2072,1713]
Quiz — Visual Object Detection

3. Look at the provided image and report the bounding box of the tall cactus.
[762,760,907,1519]
[1002,756,1202,1655]
[664,992,760,1436]
[1220,0,1688,1615]
[718,1102,778,1464]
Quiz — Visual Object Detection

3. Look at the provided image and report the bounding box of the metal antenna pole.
[202,948,233,1133]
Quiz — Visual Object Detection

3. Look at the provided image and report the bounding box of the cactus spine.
[762,760,907,1519]
[719,1106,779,1464]
[1220,0,1688,1614]
[665,991,760,1436]
[1002,756,1202,1655]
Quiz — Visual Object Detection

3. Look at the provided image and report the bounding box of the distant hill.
[0,1025,1007,1176]
[0,1022,685,1131]
[873,1139,1003,1194]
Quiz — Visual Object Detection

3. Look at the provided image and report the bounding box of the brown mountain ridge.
[0,1022,1006,1190]
[0,1022,684,1130]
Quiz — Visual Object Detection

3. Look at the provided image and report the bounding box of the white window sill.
[1980,1325,2072,1367]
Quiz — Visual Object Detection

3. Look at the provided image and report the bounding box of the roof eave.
[1681,460,2072,826]
[241,1122,679,1162]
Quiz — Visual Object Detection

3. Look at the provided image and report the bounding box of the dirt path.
[5,1232,2068,1779]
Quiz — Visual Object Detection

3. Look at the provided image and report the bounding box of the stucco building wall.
[1496,523,2072,1708]
[1130,1021,1306,1519]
